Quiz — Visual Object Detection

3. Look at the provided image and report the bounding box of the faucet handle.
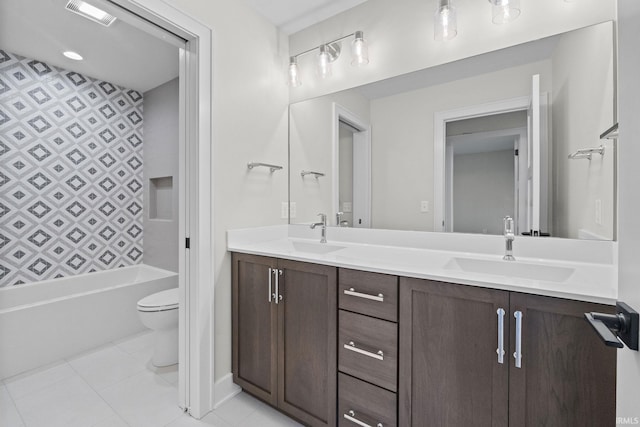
[336,212,344,225]
[503,216,514,235]
[317,213,327,223]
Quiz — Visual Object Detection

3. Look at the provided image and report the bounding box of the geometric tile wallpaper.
[0,49,144,287]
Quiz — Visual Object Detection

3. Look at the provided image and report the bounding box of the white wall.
[162,0,290,383]
[143,78,179,272]
[288,0,614,102]
[289,90,370,224]
[616,0,640,421]
[453,150,514,235]
[551,22,615,240]
[369,60,551,231]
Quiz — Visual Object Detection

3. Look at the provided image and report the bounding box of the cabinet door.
[399,278,509,427]
[232,253,278,405]
[277,259,337,427]
[509,293,617,427]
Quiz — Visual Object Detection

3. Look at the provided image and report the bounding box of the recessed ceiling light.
[65,0,117,27]
[63,51,84,61]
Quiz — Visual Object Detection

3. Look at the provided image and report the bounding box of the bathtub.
[0,264,178,380]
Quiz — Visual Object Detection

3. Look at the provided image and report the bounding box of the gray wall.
[142,78,178,272]
[0,50,144,286]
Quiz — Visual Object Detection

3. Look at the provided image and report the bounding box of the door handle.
[274,269,283,304]
[497,308,505,364]
[513,310,523,368]
[268,268,273,303]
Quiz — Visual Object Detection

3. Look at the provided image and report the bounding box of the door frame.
[434,96,530,232]
[332,103,371,227]
[106,0,214,418]
[445,127,527,234]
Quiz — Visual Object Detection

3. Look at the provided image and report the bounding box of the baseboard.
[214,373,241,409]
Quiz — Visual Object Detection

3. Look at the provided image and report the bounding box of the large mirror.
[289,21,616,240]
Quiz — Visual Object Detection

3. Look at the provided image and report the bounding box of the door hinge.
[515,149,519,156]
[185,237,190,249]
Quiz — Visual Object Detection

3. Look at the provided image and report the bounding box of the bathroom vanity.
[229,226,618,427]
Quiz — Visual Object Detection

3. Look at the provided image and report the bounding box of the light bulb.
[351,31,369,66]
[490,0,521,24]
[434,0,457,41]
[317,45,332,79]
[288,57,301,87]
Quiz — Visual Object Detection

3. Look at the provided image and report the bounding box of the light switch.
[420,200,429,213]
[343,202,352,213]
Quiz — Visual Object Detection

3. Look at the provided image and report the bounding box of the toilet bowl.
[137,287,179,367]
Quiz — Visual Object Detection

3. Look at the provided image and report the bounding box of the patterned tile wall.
[0,50,144,287]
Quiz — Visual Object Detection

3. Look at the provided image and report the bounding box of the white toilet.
[137,288,179,367]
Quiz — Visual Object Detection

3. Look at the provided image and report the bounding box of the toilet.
[137,288,179,367]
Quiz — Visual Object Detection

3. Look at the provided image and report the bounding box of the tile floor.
[0,331,302,427]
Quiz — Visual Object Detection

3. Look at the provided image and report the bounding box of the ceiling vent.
[65,0,117,27]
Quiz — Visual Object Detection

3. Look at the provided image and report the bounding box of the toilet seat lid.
[137,288,179,311]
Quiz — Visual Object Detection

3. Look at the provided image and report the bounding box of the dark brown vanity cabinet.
[399,277,617,427]
[232,253,337,427]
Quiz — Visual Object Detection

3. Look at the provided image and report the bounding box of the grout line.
[2,380,28,427]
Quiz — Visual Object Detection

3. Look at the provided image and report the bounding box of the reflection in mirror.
[289,21,616,240]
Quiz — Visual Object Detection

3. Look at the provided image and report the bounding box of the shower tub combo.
[0,264,178,379]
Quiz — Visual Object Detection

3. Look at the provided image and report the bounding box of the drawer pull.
[344,410,383,427]
[344,341,384,361]
[344,288,385,302]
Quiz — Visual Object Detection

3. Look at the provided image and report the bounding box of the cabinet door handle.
[274,269,282,304]
[344,341,384,361]
[513,310,523,368]
[497,308,505,364]
[268,268,273,303]
[344,288,384,302]
[344,410,383,427]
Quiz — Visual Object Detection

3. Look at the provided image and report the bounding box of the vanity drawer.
[339,373,397,427]
[339,268,398,322]
[339,310,397,391]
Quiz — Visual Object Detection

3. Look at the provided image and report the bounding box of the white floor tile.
[99,370,183,427]
[90,413,130,427]
[0,383,25,427]
[213,392,267,426]
[68,345,145,390]
[115,330,154,355]
[12,375,117,427]
[3,361,76,400]
[239,405,303,427]
[165,412,233,427]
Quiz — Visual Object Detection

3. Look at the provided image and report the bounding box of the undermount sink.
[290,241,345,254]
[444,257,575,283]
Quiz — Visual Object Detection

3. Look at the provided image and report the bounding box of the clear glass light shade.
[288,57,301,87]
[434,2,457,41]
[317,45,332,79]
[490,0,521,24]
[351,31,369,66]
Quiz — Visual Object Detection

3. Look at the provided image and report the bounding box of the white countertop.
[227,225,618,305]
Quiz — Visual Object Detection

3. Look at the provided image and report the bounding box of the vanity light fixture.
[288,56,301,87]
[287,31,369,87]
[65,0,117,27]
[488,0,521,24]
[434,0,458,41]
[62,51,84,61]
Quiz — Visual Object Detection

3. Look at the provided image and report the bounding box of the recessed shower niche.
[149,176,174,220]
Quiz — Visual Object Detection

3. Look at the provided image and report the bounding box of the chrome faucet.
[503,216,515,261]
[310,213,327,243]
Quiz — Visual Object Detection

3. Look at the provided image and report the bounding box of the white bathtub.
[0,264,178,380]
